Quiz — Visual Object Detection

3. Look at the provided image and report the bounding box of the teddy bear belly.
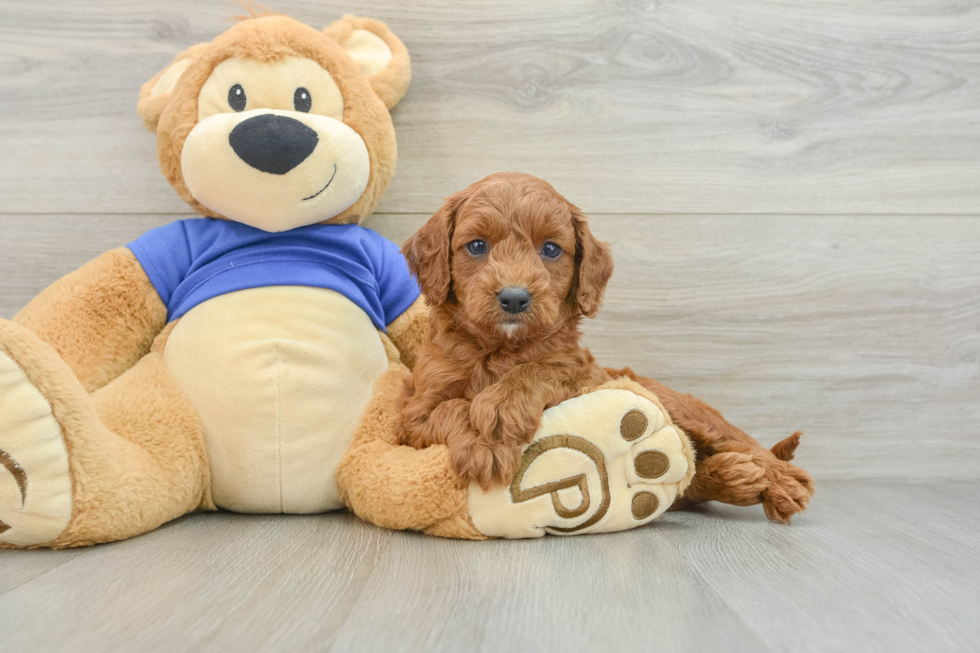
[162,286,389,514]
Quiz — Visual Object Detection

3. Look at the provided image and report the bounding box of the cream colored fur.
[0,349,71,546]
[0,319,209,549]
[164,287,388,513]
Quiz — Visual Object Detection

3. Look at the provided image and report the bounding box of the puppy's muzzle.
[229,114,318,175]
[498,286,531,314]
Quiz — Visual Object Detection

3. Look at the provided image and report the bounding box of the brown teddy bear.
[0,12,812,548]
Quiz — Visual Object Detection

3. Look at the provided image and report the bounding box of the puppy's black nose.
[229,114,318,175]
[498,287,531,314]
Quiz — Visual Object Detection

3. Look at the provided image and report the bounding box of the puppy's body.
[399,172,614,488]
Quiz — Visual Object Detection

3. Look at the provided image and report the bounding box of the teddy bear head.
[137,12,410,231]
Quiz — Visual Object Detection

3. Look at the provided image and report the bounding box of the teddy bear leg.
[605,367,815,523]
[337,363,486,539]
[467,379,696,538]
[0,319,209,548]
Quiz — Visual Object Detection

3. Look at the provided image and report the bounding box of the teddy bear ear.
[324,15,411,109]
[136,42,210,133]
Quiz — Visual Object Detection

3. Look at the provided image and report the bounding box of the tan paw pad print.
[468,387,695,538]
[0,350,73,547]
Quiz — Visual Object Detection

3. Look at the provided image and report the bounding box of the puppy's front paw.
[469,390,539,451]
[448,437,522,490]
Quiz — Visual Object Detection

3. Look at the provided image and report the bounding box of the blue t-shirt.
[127,219,420,331]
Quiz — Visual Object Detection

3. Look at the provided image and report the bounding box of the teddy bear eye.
[228,84,246,112]
[293,87,312,113]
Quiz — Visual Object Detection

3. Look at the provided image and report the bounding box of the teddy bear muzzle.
[180,108,370,233]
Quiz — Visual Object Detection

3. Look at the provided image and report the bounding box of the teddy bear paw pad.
[0,349,72,546]
[467,388,691,538]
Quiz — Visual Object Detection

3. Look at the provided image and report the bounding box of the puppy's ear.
[569,205,614,318]
[402,191,466,306]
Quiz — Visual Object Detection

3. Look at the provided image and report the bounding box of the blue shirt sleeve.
[126,221,194,311]
[373,231,422,327]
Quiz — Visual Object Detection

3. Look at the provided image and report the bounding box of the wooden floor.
[1,0,979,650]
[0,481,976,652]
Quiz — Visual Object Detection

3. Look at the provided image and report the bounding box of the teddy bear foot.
[467,384,696,538]
[0,339,72,547]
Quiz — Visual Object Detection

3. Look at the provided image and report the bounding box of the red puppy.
[399,172,617,488]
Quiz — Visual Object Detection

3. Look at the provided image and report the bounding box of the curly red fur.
[398,172,614,489]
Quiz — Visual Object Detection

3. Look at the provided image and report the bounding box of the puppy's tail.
[770,431,803,462]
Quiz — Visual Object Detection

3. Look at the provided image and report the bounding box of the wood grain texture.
[3,213,977,481]
[0,512,393,651]
[1,482,977,652]
[2,0,980,215]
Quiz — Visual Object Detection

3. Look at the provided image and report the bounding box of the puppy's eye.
[541,242,562,259]
[466,240,488,256]
[228,84,246,112]
[294,87,312,113]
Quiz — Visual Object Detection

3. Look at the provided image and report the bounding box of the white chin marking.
[501,323,520,338]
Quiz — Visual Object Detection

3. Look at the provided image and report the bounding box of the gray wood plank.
[0,512,392,652]
[0,547,85,596]
[673,482,980,653]
[2,213,977,481]
[584,214,980,483]
[2,0,980,215]
[329,527,766,653]
[1,482,975,652]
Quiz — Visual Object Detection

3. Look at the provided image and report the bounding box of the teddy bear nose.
[228,114,319,175]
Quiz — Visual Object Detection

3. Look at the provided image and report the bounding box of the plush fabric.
[322,15,411,111]
[384,295,429,370]
[337,363,484,539]
[13,248,167,393]
[0,346,71,546]
[163,287,389,513]
[128,219,419,328]
[467,383,695,538]
[147,15,404,226]
[0,320,209,549]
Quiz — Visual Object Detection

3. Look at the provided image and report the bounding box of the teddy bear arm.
[13,247,168,393]
[384,295,429,370]
[336,363,484,538]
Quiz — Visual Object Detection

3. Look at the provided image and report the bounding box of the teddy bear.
[0,12,812,548]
